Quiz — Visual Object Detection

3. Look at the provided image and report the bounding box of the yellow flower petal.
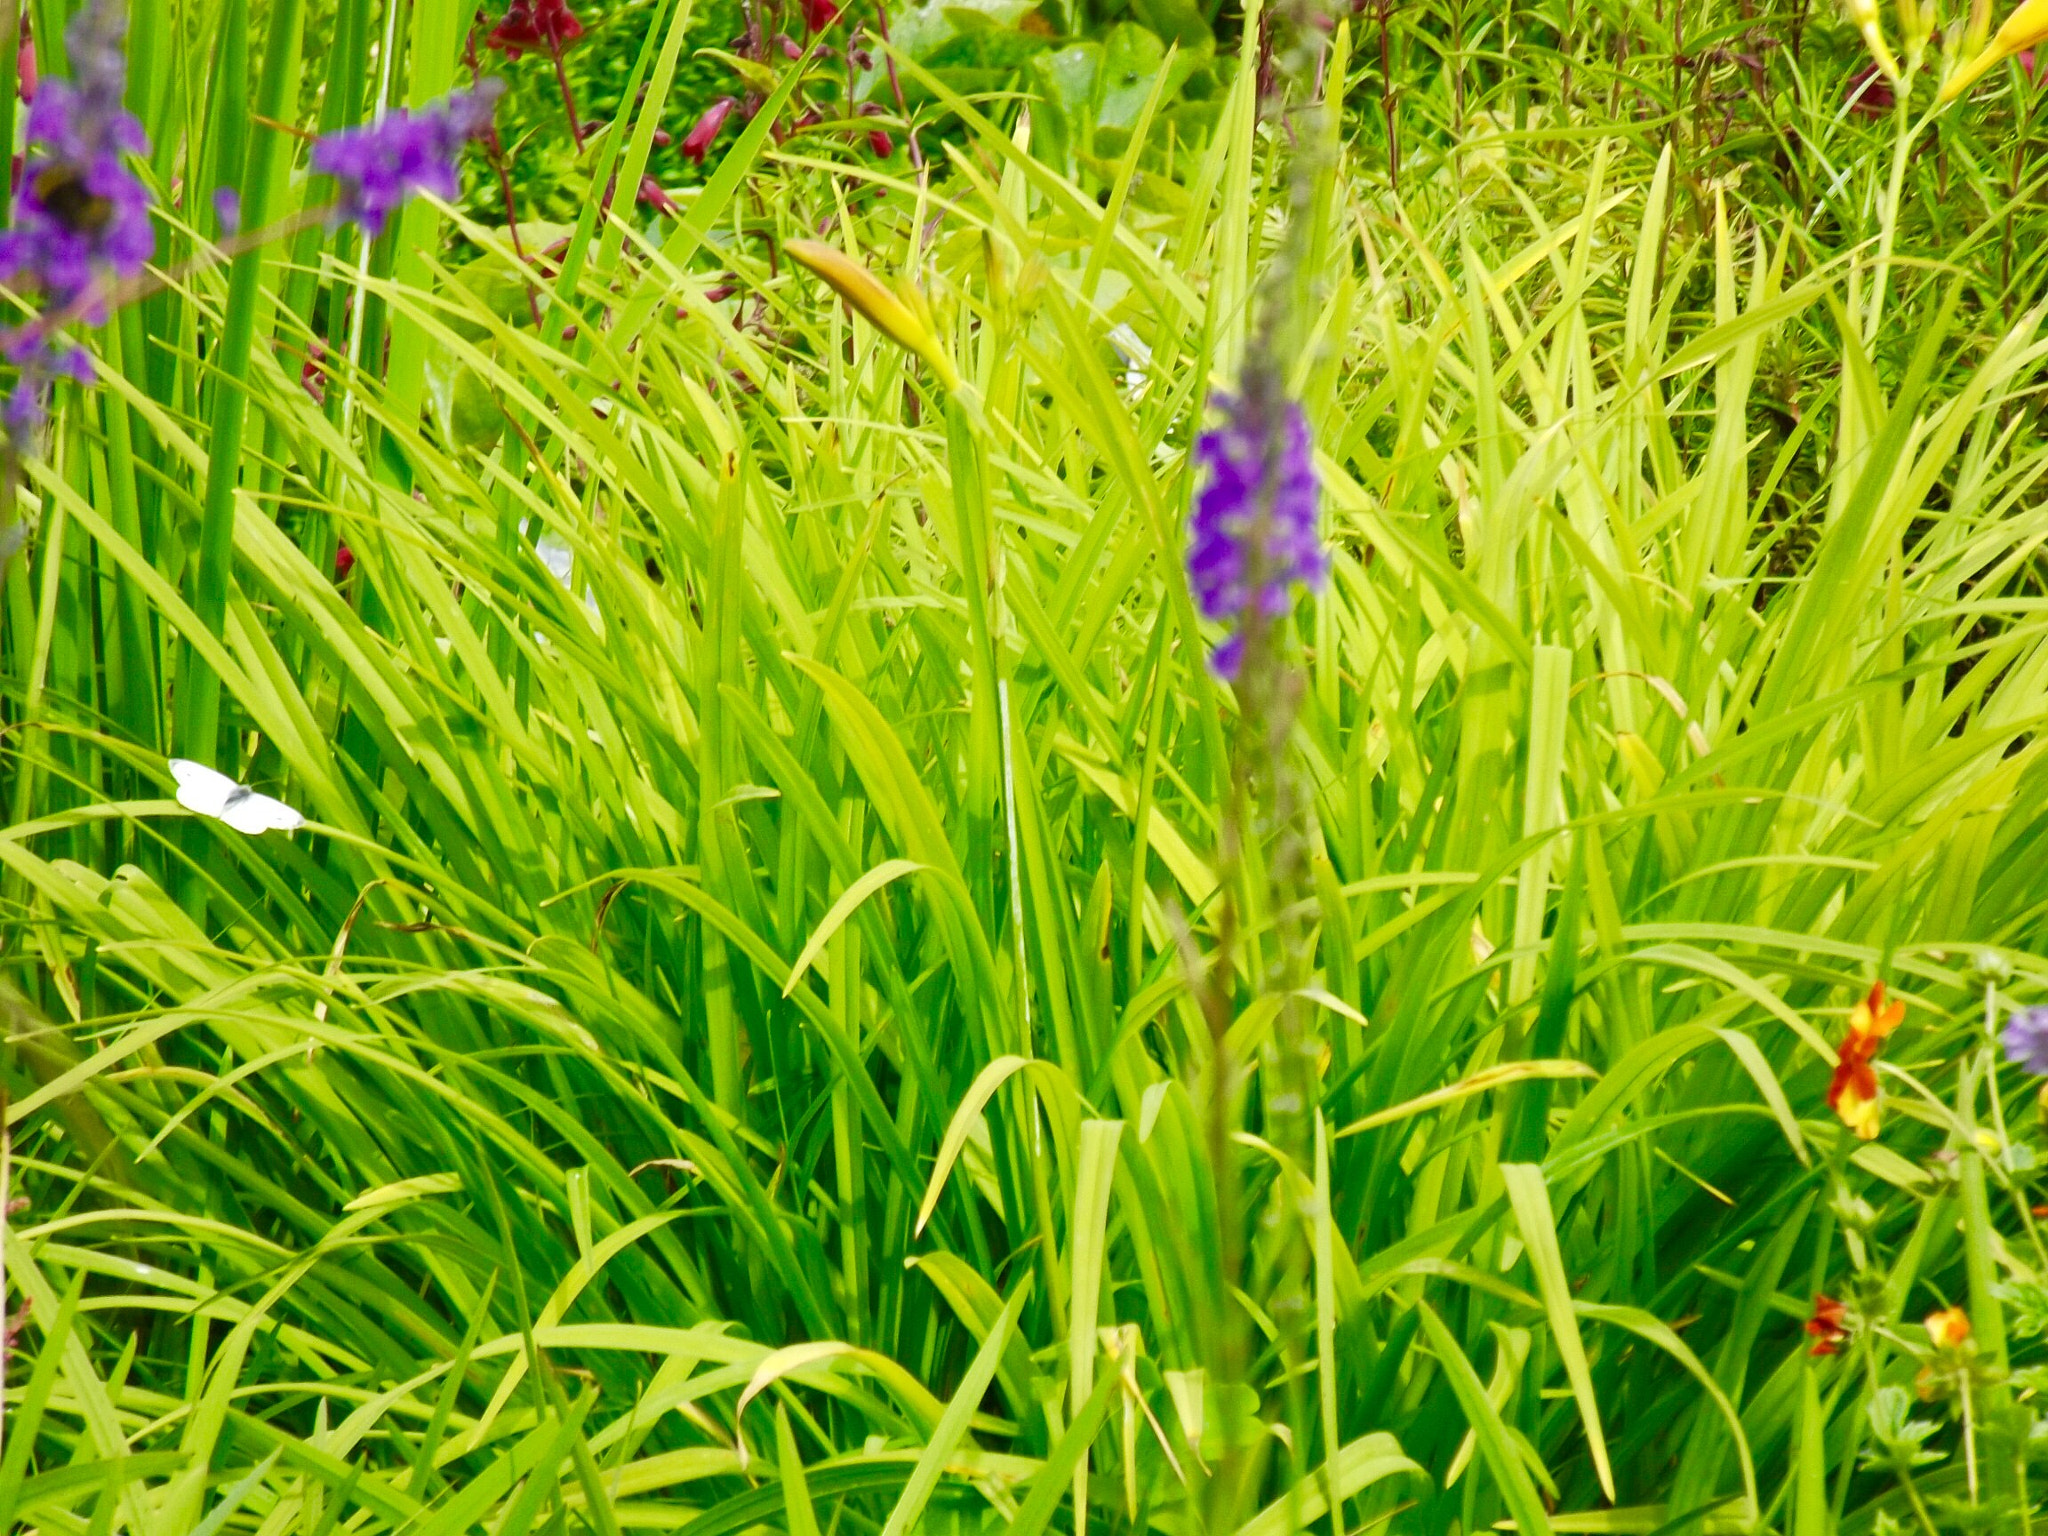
[1942,0,2048,99]
[784,239,960,391]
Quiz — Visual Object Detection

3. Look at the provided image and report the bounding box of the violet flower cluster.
[311,82,506,240]
[0,0,149,461]
[2005,1005,2048,1075]
[0,5,501,474]
[3,331,94,453]
[1187,390,1324,679]
[0,0,152,316]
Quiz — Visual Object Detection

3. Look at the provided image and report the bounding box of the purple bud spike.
[1187,390,1324,679]
[312,80,505,239]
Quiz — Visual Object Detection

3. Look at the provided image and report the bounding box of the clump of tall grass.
[8,0,2048,1532]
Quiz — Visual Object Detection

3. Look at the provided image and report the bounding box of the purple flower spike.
[2,327,93,461]
[1187,391,1323,678]
[313,81,505,239]
[2005,1006,2048,1076]
[0,0,154,318]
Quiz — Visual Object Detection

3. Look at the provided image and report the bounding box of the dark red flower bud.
[301,340,328,404]
[17,33,35,104]
[334,542,356,581]
[867,128,893,157]
[682,97,738,163]
[638,175,681,217]
[777,32,805,57]
[487,0,584,59]
[800,0,841,32]
[1845,62,1893,117]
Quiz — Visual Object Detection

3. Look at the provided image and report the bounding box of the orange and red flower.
[1926,1305,1972,1351]
[1807,1293,1849,1355]
[1826,981,1907,1140]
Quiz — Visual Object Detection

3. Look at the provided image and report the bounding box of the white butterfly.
[168,759,306,836]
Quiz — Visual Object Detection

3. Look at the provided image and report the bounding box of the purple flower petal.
[0,3,154,314]
[2005,1006,2048,1076]
[313,81,505,238]
[1186,389,1323,674]
[1,327,92,460]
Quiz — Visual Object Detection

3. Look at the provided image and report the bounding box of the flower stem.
[551,41,585,144]
[176,0,308,778]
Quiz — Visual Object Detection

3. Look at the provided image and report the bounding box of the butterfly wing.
[169,759,305,834]
[168,758,238,817]
[218,792,305,836]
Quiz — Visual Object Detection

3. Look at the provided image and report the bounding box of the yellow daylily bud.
[1896,0,1934,52]
[1966,0,1994,51]
[1848,0,1905,77]
[1942,0,2048,98]
[784,239,960,391]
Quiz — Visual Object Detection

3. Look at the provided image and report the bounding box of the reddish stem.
[872,3,922,170]
[464,19,544,328]
[550,41,585,144]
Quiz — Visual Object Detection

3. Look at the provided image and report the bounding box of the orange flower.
[1806,1293,1849,1355]
[1826,981,1907,1139]
[1926,1305,1973,1351]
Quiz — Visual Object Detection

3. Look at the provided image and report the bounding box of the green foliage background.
[7,0,2048,1534]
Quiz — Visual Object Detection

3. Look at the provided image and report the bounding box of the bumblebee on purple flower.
[0,0,153,319]
[0,0,503,478]
[0,0,151,462]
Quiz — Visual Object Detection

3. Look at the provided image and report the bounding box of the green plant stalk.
[95,322,158,757]
[275,0,370,691]
[1863,66,1922,344]
[1959,1046,2019,1512]
[379,0,463,454]
[0,0,18,229]
[944,393,1004,944]
[26,0,58,73]
[174,0,307,765]
[5,491,67,846]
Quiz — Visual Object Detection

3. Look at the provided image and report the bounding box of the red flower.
[334,542,355,581]
[1826,981,1906,1140]
[487,0,584,59]
[1806,1294,1848,1355]
[800,0,841,31]
[301,340,328,405]
[1846,63,1894,117]
[682,97,738,164]
[17,29,35,105]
